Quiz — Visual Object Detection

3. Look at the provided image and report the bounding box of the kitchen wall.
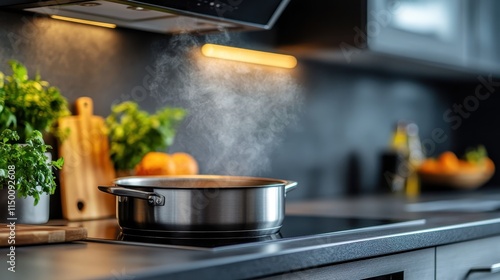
[0,10,497,209]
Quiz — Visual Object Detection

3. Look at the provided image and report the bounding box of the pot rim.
[113,175,291,190]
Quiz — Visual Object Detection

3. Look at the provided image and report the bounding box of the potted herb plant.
[0,130,64,223]
[105,101,186,175]
[0,60,69,224]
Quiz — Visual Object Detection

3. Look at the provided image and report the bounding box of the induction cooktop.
[73,215,425,250]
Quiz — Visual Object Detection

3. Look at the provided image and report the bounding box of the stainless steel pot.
[98,175,297,238]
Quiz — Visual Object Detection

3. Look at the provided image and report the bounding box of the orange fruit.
[438,151,459,173]
[485,157,495,173]
[456,156,495,174]
[419,158,440,174]
[171,152,198,175]
[134,152,176,175]
[457,160,478,173]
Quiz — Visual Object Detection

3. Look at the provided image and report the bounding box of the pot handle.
[98,186,165,206]
[284,181,298,194]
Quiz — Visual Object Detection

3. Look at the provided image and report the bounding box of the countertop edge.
[89,216,500,280]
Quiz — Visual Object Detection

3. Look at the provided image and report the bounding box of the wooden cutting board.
[0,224,87,246]
[58,97,116,220]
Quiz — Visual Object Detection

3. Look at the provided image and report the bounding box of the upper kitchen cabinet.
[368,0,469,68]
[467,0,500,74]
[273,0,500,77]
[368,0,500,75]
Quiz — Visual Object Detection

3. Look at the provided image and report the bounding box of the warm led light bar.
[201,44,297,69]
[50,15,116,29]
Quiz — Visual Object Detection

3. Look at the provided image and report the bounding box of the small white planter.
[0,189,50,224]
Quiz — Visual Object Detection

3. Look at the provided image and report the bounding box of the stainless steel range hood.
[0,0,290,34]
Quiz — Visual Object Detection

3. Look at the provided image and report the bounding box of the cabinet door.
[436,236,500,280]
[368,0,500,75]
[467,0,500,73]
[257,248,435,280]
[368,0,468,67]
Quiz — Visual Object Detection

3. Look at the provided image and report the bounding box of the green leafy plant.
[106,101,187,171]
[0,60,70,142]
[0,129,64,205]
[465,145,488,165]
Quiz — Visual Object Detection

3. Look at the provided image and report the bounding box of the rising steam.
[150,33,302,175]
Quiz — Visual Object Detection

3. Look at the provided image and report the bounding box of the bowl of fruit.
[418,146,495,190]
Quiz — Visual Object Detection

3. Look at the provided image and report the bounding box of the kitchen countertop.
[3,190,500,280]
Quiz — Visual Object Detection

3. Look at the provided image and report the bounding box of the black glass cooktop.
[78,215,425,250]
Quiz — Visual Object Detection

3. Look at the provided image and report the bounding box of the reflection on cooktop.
[84,215,425,249]
[118,232,283,248]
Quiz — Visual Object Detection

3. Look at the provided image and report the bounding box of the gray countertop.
[3,190,500,280]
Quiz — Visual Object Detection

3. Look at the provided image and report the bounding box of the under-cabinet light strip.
[201,44,297,69]
[50,15,116,29]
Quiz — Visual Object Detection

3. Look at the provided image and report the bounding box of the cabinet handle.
[466,263,500,278]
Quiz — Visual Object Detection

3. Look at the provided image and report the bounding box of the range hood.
[0,0,290,34]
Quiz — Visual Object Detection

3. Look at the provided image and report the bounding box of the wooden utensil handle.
[75,97,94,116]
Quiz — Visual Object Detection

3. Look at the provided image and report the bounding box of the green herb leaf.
[0,60,70,142]
[465,145,488,165]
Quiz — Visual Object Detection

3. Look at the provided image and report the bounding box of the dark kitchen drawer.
[256,248,435,280]
[436,235,500,280]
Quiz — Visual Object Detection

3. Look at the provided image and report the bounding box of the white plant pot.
[0,190,50,224]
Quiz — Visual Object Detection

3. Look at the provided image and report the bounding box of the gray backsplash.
[1,10,496,210]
